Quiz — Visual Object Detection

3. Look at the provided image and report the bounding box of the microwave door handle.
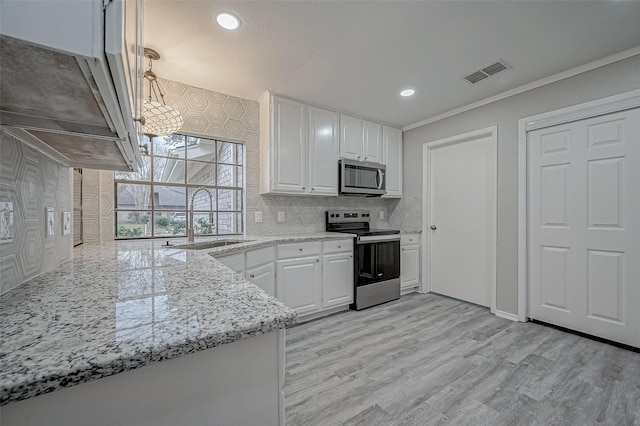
[377,169,384,190]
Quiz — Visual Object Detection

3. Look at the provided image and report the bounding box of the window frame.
[114,132,245,239]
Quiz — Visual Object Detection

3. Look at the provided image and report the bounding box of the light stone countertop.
[0,233,352,406]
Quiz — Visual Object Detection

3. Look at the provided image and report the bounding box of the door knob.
[430,225,437,230]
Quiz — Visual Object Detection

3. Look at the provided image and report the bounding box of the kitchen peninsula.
[0,233,348,426]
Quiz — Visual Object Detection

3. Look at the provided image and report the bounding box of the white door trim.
[517,89,640,322]
[421,126,498,313]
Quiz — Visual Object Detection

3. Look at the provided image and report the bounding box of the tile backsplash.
[0,130,73,294]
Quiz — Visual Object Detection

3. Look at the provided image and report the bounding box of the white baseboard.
[494,309,520,322]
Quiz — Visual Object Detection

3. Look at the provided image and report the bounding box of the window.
[115,134,244,238]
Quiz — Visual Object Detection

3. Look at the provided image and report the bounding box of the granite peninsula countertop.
[0,233,352,405]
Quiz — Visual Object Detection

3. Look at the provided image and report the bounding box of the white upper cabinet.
[260,93,339,196]
[339,115,383,164]
[339,114,363,161]
[382,125,403,198]
[308,106,339,195]
[271,96,307,193]
[362,120,383,163]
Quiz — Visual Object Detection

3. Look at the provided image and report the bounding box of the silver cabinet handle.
[430,225,437,230]
[299,248,303,251]
[249,273,255,278]
[337,245,341,249]
[316,259,319,262]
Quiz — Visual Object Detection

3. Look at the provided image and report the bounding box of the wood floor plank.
[285,293,640,425]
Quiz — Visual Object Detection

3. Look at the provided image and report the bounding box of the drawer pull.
[338,245,341,249]
[249,273,255,278]
[299,248,303,252]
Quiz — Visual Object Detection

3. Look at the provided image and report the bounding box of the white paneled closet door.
[528,108,640,347]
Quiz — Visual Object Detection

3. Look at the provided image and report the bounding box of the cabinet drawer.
[246,246,275,269]
[277,241,322,260]
[216,252,245,273]
[323,239,353,254]
[401,234,420,246]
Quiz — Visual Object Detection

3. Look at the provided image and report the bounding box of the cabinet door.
[308,106,339,195]
[272,96,306,193]
[339,114,363,161]
[382,125,403,198]
[246,263,276,297]
[217,252,245,274]
[400,245,420,289]
[276,256,322,315]
[322,252,354,308]
[363,120,383,163]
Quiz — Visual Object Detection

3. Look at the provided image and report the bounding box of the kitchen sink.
[173,240,253,250]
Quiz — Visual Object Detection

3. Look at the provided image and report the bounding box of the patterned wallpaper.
[86,78,395,239]
[81,169,114,244]
[0,130,73,294]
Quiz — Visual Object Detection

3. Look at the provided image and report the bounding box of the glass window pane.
[192,212,216,235]
[186,137,217,162]
[218,189,242,211]
[187,161,216,186]
[115,155,152,181]
[217,212,241,234]
[116,211,151,237]
[154,157,185,183]
[218,141,237,164]
[154,186,186,210]
[117,183,151,209]
[235,144,244,165]
[115,135,244,238]
[236,190,243,210]
[154,212,186,237]
[218,164,242,187]
[153,134,186,158]
[188,187,216,211]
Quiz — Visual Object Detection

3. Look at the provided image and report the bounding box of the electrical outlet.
[277,211,285,222]
[379,210,385,220]
[254,211,262,223]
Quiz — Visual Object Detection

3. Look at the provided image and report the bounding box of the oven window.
[356,240,400,286]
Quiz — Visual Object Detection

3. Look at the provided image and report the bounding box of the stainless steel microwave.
[339,159,386,197]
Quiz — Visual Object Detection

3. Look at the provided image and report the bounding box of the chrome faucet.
[188,187,215,243]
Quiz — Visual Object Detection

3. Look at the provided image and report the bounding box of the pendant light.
[141,48,184,137]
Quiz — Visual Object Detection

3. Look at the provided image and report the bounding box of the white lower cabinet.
[322,252,353,308]
[275,239,353,318]
[246,263,276,297]
[400,234,420,291]
[322,239,353,309]
[216,252,245,274]
[276,255,322,316]
[216,239,354,319]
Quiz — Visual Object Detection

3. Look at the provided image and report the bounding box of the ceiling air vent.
[463,59,511,84]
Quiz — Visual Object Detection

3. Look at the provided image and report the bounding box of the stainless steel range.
[326,210,400,310]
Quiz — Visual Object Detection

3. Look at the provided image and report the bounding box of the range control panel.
[326,210,371,223]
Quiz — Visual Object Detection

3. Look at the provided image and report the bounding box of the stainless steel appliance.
[339,159,386,197]
[326,210,400,310]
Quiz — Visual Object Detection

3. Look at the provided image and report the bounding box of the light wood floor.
[284,293,640,426]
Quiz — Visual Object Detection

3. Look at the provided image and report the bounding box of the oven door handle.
[357,235,400,244]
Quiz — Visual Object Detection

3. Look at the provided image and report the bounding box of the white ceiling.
[145,1,640,128]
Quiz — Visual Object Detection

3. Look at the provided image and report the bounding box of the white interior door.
[528,108,640,347]
[426,128,496,308]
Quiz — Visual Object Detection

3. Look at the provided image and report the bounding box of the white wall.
[396,54,640,314]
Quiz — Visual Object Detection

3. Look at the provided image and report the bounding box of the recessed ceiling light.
[216,12,241,30]
[400,89,415,97]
